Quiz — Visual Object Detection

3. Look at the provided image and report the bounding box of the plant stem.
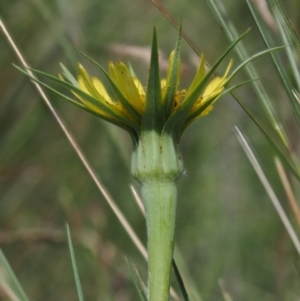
[132,130,183,301]
[141,179,177,301]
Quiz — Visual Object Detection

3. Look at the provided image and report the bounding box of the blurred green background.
[1,0,300,300]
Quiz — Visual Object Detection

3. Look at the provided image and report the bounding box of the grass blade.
[235,127,300,256]
[0,250,30,301]
[205,0,289,146]
[271,0,300,49]
[66,224,84,301]
[218,279,233,301]
[273,7,300,90]
[125,258,148,301]
[246,0,300,124]
[275,158,300,228]
[232,92,300,181]
[172,259,190,301]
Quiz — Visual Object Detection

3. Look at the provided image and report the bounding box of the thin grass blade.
[275,158,300,228]
[66,224,84,301]
[205,0,289,146]
[232,92,300,181]
[271,0,300,49]
[218,279,234,301]
[246,0,300,124]
[173,248,203,301]
[172,259,190,301]
[235,127,300,256]
[0,250,30,301]
[273,7,300,90]
[125,258,148,301]
[151,0,201,56]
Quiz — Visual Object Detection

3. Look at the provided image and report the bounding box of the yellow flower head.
[58,29,237,142]
[73,53,232,131]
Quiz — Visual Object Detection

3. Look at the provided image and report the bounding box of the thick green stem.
[142,179,177,301]
[132,131,183,301]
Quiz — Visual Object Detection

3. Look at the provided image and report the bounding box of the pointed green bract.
[185,79,257,126]
[186,54,206,98]
[142,28,163,132]
[163,28,250,137]
[163,23,182,118]
[20,66,140,133]
[16,66,139,141]
[60,63,78,87]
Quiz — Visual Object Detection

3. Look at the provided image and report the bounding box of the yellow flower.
[74,53,232,129]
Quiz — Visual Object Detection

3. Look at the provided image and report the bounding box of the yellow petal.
[160,78,167,100]
[199,105,213,117]
[76,65,122,119]
[92,77,111,101]
[163,51,181,107]
[166,51,175,81]
[160,79,167,89]
[222,59,234,80]
[78,75,91,95]
[109,62,144,114]
[202,76,224,98]
[133,77,145,95]
[77,64,106,101]
[165,51,181,88]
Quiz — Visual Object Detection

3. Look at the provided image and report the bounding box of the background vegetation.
[1,0,300,300]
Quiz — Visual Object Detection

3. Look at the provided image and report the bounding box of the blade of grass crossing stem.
[172,259,190,301]
[66,224,84,301]
[205,0,289,146]
[235,127,300,256]
[0,250,30,301]
[173,248,203,301]
[246,0,300,124]
[125,259,148,301]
